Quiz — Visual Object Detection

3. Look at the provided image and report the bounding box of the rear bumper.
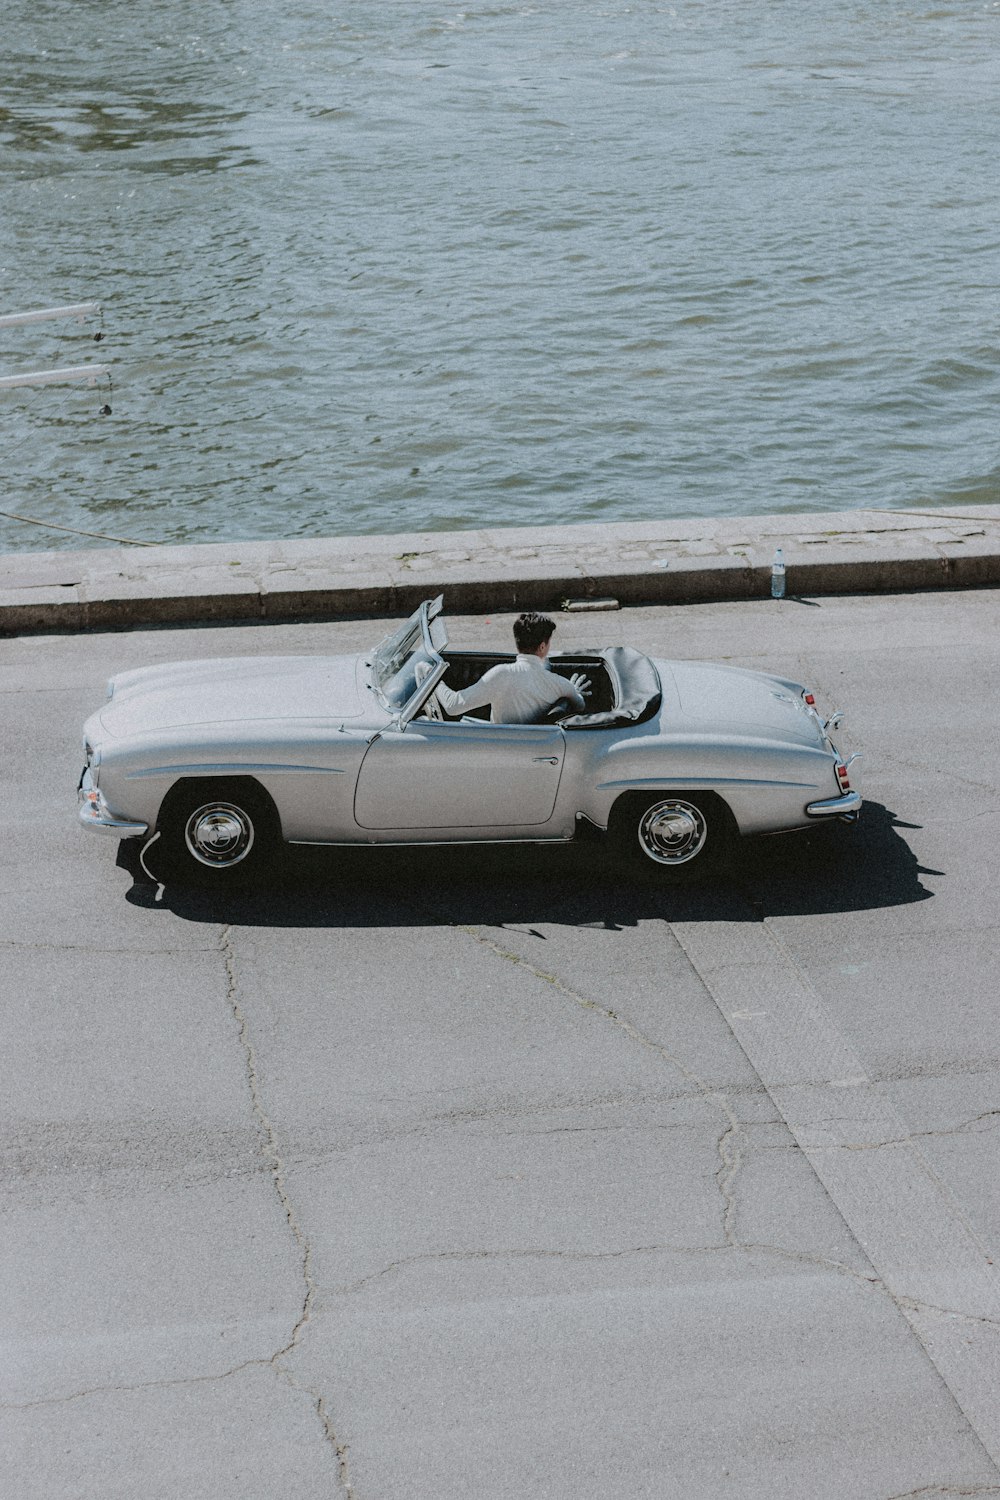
[805,790,863,821]
[78,768,148,838]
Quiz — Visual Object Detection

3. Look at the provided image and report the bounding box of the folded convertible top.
[559,646,662,730]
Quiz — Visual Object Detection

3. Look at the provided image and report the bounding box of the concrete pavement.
[2,504,999,631]
[2,589,1000,1497]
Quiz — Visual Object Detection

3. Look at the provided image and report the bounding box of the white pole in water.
[0,302,101,329]
[0,364,111,390]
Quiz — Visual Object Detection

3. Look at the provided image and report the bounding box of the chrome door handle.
[533,756,560,764]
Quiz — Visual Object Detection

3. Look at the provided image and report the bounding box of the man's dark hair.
[513,612,556,653]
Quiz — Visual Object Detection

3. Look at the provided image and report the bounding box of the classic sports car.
[79,596,861,883]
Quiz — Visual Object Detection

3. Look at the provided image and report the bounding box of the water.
[1,1,998,553]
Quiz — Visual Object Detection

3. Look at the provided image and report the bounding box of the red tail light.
[803,692,816,707]
[835,762,851,792]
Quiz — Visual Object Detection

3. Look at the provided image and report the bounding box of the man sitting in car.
[430,612,591,724]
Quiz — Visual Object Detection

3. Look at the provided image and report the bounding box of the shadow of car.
[119,802,932,931]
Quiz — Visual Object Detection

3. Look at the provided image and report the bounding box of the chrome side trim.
[124,763,348,780]
[596,774,817,792]
[288,833,576,848]
[805,791,863,819]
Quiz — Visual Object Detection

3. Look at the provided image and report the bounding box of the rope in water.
[0,505,156,546]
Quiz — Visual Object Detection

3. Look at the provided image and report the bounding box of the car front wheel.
[611,792,731,880]
[158,781,279,885]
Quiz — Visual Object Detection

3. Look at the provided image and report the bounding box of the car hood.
[658,660,826,746]
[98,654,370,738]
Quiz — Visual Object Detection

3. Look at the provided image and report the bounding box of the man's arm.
[433,667,498,718]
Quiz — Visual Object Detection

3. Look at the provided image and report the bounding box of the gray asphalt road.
[2,589,1000,1499]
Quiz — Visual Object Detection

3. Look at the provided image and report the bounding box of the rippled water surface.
[1,1,998,551]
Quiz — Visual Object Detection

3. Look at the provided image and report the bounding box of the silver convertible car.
[79,596,861,883]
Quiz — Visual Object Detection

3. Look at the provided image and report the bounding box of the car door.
[353,719,566,832]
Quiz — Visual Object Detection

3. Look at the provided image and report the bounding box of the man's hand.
[570,672,592,699]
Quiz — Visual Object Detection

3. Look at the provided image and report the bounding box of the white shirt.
[434,653,585,724]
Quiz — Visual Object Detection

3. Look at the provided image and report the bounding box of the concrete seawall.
[1,506,998,632]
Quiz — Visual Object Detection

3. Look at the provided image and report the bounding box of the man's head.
[513,612,556,656]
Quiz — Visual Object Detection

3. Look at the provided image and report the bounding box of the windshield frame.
[371,596,449,720]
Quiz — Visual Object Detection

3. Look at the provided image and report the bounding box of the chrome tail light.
[835,753,862,793]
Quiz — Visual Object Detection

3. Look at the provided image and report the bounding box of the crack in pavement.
[806,1109,1000,1153]
[671,914,1000,1474]
[455,923,749,1248]
[715,1121,745,1245]
[279,1102,769,1173]
[218,924,354,1499]
[749,1110,1000,1153]
[330,1237,884,1298]
[897,1298,1000,1335]
[1,1236,883,1415]
[1,1354,293,1414]
[4,926,357,1500]
[334,1244,665,1295]
[218,925,316,1353]
[457,916,1000,1473]
[0,940,217,955]
[885,1485,1000,1499]
[446,924,898,1302]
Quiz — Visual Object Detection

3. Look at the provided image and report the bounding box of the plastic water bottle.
[770,546,786,599]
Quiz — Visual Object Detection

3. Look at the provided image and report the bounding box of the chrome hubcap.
[637,799,707,865]
[184,802,255,868]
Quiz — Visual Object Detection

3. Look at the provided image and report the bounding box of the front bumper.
[78,767,148,838]
[805,790,863,821]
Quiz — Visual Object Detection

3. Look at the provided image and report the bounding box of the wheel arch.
[607,787,739,877]
[154,773,282,836]
[607,786,737,835]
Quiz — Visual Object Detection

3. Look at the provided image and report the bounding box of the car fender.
[96,722,372,843]
[573,732,838,836]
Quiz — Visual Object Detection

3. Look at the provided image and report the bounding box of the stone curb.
[1,507,999,633]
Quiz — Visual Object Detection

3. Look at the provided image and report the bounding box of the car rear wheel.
[611,792,732,880]
[158,781,280,885]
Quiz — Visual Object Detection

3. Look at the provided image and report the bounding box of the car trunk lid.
[659,660,828,747]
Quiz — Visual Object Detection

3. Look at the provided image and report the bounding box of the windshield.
[371,597,447,710]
